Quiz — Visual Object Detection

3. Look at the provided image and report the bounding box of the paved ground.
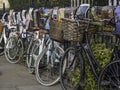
[0,56,61,90]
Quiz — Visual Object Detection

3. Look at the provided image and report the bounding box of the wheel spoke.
[99,61,120,90]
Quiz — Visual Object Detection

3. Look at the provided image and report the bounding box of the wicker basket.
[103,22,115,32]
[49,20,64,42]
[62,18,97,42]
[0,23,3,33]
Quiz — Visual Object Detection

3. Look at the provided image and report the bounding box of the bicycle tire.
[0,38,4,55]
[0,27,6,55]
[26,39,35,67]
[27,39,40,74]
[4,36,24,63]
[35,44,64,86]
[98,60,120,90]
[60,47,84,90]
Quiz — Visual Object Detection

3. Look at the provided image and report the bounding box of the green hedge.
[84,42,112,90]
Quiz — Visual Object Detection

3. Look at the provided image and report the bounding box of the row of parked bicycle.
[0,3,120,90]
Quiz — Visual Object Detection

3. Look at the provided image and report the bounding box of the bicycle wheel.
[98,60,120,90]
[35,44,64,86]
[0,27,5,55]
[0,26,10,55]
[26,39,34,67]
[60,47,84,90]
[0,38,4,55]
[4,36,23,63]
[27,39,41,74]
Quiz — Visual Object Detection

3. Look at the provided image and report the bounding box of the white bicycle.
[35,35,64,86]
[0,12,17,55]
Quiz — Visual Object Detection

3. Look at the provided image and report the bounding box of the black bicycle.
[60,7,120,90]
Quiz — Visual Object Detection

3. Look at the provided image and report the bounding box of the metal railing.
[71,0,120,7]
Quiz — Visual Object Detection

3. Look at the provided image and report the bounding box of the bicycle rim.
[4,36,23,63]
[27,39,40,74]
[60,47,83,90]
[35,45,64,86]
[0,38,4,55]
[98,60,120,90]
[26,39,35,67]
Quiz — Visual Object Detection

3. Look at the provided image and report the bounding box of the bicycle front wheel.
[4,36,23,63]
[0,38,4,55]
[35,44,64,86]
[98,60,120,90]
[27,39,40,74]
[60,47,84,90]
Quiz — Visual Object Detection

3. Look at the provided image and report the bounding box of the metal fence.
[71,0,120,7]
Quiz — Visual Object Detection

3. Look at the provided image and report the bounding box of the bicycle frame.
[80,31,102,80]
[0,11,17,45]
[109,34,120,61]
[0,27,7,44]
[36,36,61,66]
[78,20,120,80]
[32,34,45,61]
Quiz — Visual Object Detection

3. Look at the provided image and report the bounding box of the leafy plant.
[84,42,112,90]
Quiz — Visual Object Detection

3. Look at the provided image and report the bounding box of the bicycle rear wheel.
[4,36,23,63]
[35,44,64,86]
[98,60,120,90]
[60,47,84,90]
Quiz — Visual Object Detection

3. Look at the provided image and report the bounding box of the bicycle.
[60,9,120,90]
[26,8,49,73]
[34,7,65,86]
[4,29,37,64]
[4,9,38,64]
[35,34,64,86]
[0,10,17,55]
[98,5,120,90]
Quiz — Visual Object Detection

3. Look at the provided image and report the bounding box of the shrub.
[84,42,112,90]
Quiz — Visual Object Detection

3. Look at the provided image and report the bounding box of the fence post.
[81,0,83,4]
[3,3,5,12]
[73,0,76,7]
[109,0,112,6]
[71,0,73,7]
[77,0,79,7]
[113,0,117,6]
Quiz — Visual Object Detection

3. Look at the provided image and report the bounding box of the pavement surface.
[0,56,61,90]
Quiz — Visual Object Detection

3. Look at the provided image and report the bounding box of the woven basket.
[0,23,3,33]
[103,22,115,32]
[49,20,64,42]
[62,18,97,42]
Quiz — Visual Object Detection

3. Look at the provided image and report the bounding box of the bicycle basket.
[49,20,64,42]
[62,18,97,42]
